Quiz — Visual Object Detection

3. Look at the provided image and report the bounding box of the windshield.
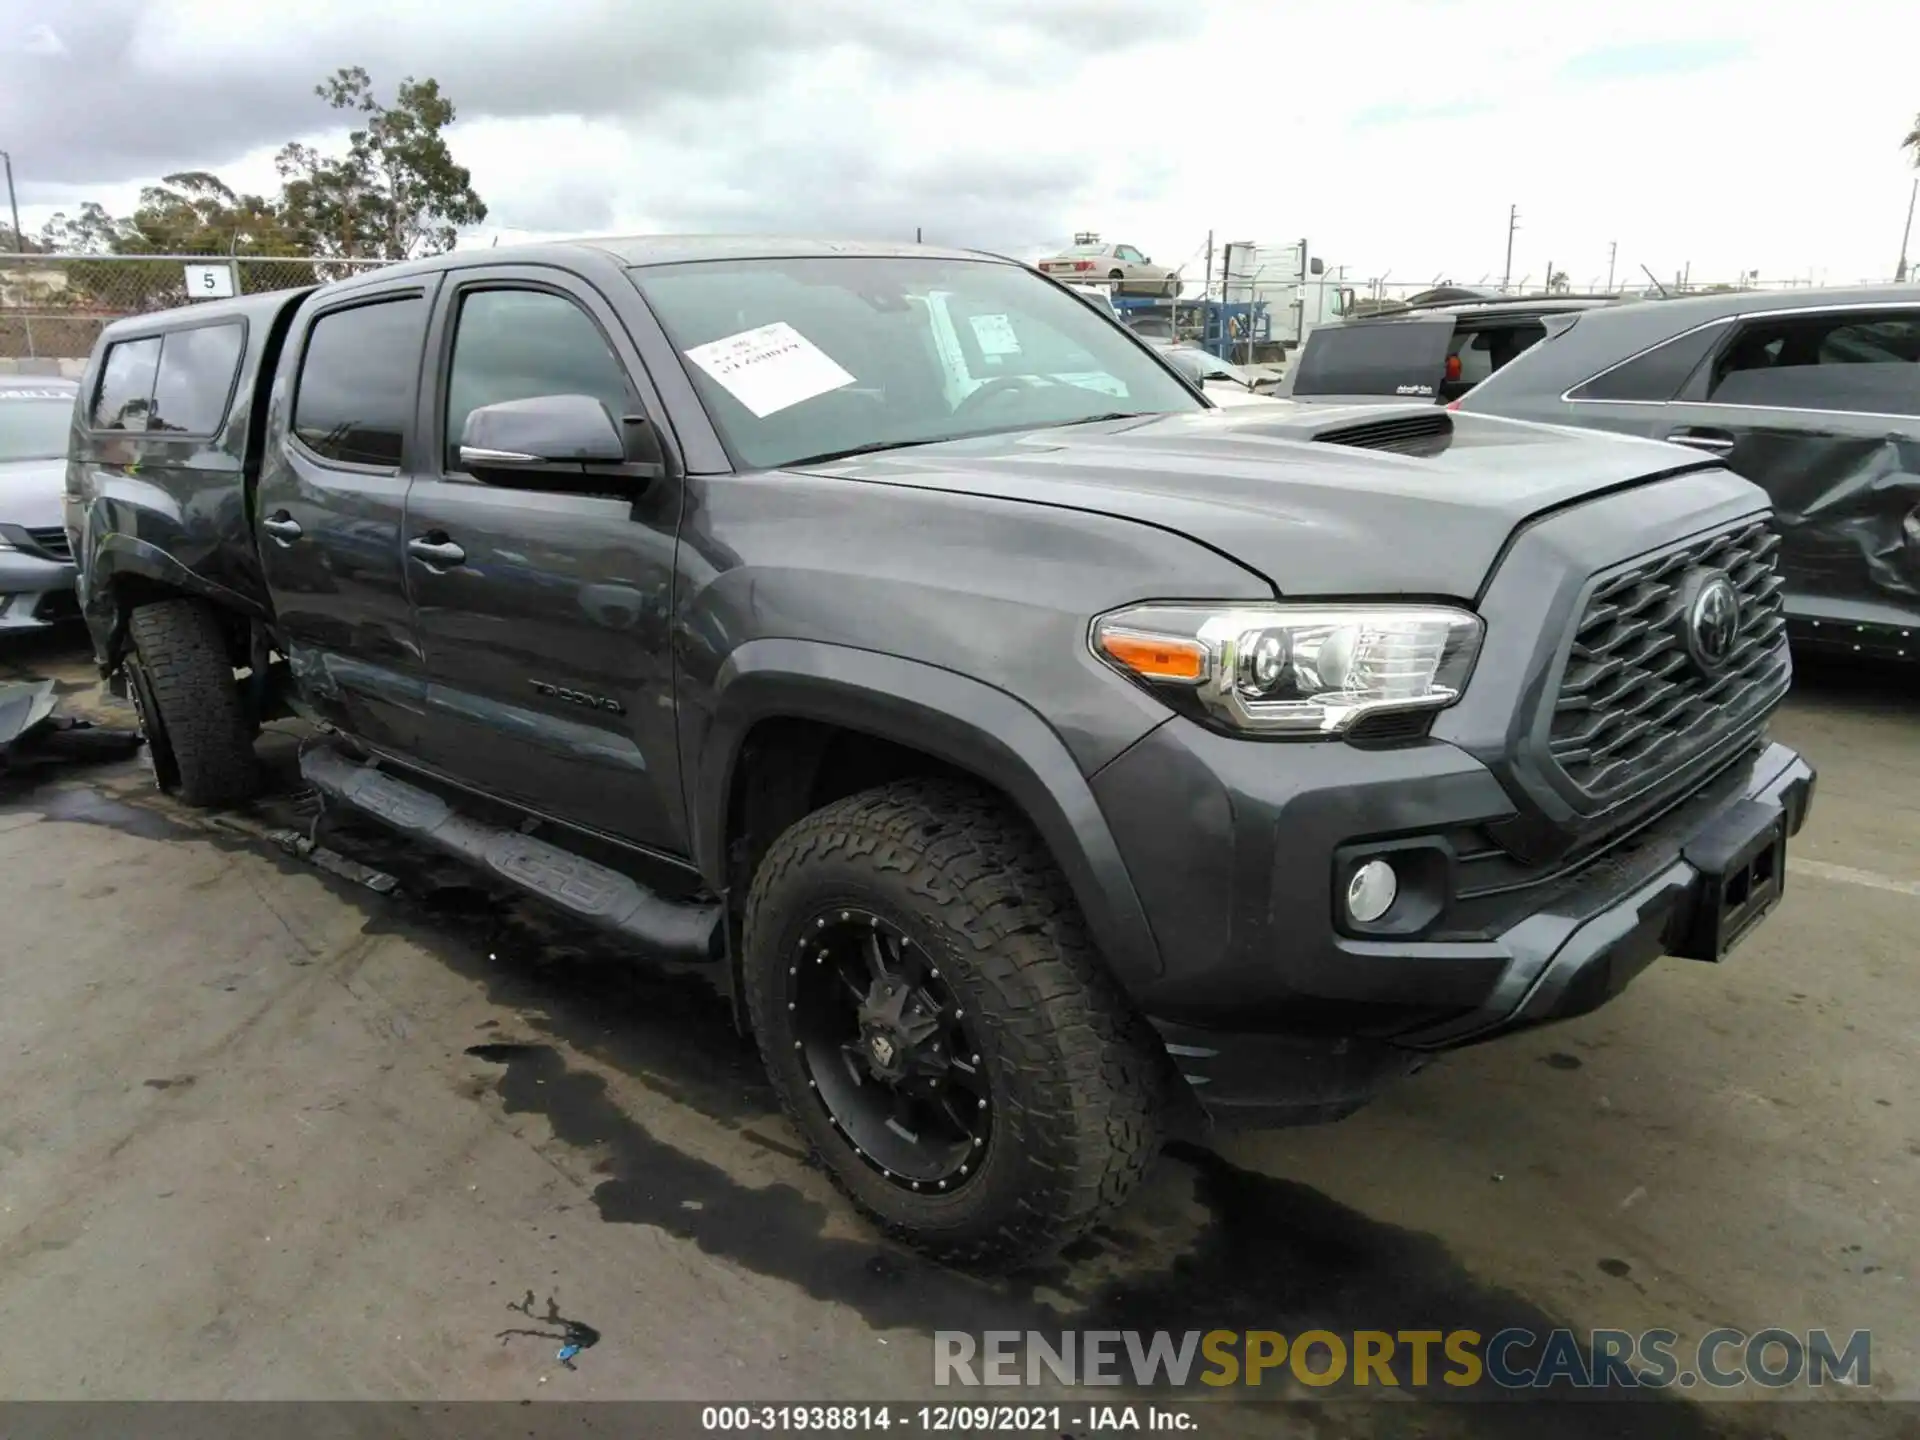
[0,391,74,462]
[632,256,1202,469]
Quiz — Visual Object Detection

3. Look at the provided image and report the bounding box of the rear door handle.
[407,535,467,567]
[1667,427,1736,456]
[262,512,303,543]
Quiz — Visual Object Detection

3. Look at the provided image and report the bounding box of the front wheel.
[743,780,1168,1270]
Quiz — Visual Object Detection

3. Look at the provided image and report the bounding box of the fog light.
[1346,859,1398,924]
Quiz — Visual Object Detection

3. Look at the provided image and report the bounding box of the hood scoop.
[1312,409,1453,456]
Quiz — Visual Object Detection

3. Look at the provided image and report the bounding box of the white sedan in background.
[1036,241,1181,297]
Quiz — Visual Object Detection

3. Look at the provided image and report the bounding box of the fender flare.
[82,532,267,668]
[693,638,1165,991]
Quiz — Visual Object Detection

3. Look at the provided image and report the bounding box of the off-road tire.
[125,599,260,808]
[743,779,1170,1270]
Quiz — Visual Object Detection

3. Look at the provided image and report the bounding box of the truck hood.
[0,458,66,530]
[797,405,1717,598]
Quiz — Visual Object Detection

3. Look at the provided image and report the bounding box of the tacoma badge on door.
[529,679,626,714]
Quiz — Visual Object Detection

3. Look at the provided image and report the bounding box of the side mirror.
[459,394,664,487]
[1309,258,1326,276]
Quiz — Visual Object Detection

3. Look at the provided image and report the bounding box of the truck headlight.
[1091,602,1483,737]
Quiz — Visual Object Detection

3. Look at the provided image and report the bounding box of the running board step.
[300,747,721,963]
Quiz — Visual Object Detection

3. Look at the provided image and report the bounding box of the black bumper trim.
[1142,742,1814,1118]
[1396,744,1811,1050]
[1148,1023,1430,1128]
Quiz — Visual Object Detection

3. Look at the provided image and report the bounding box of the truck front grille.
[1547,517,1787,802]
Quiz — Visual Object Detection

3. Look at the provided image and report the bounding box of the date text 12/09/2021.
[701,1405,1194,1432]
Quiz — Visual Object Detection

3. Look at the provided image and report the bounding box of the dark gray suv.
[1454,286,1920,661]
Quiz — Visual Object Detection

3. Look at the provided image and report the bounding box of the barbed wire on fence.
[1348,275,1902,304]
[0,252,398,360]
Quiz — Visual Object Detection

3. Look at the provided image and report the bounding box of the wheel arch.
[694,639,1165,1022]
[83,533,265,673]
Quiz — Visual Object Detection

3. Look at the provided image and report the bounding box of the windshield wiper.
[783,436,958,467]
[787,412,1163,467]
[1056,411,1158,427]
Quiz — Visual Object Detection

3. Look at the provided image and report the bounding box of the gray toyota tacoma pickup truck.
[65,237,1814,1269]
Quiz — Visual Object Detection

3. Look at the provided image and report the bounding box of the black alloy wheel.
[788,906,991,1192]
[743,778,1169,1268]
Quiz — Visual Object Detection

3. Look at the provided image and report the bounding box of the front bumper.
[1091,718,1814,1123]
[0,547,79,631]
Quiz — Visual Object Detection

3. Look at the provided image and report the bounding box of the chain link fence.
[0,252,397,362]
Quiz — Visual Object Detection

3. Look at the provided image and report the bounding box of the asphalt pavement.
[1,627,1914,1439]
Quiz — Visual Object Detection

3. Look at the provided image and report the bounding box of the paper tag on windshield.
[968,313,1022,356]
[682,322,856,418]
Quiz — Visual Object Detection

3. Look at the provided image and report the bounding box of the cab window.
[292,297,427,467]
[91,337,161,431]
[443,289,634,469]
[149,323,244,435]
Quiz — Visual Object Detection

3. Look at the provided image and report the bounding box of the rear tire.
[125,599,260,808]
[743,779,1168,1270]
[1108,267,1126,296]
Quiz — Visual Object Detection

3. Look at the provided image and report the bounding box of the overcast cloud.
[3,0,1918,285]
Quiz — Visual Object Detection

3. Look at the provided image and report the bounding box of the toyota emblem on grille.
[1680,568,1742,676]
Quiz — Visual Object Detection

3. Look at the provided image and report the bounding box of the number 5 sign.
[182,263,237,300]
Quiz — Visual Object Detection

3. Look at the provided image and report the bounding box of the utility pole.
[1,151,21,252]
[1502,203,1519,291]
[1897,178,1917,283]
[1606,240,1618,293]
[1202,230,1214,353]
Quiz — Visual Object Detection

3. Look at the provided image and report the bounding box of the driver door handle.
[1667,426,1736,456]
[262,512,303,542]
[407,535,466,567]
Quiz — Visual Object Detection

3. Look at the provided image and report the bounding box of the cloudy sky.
[3,0,1917,291]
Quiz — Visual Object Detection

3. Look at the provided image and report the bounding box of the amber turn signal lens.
[1097,629,1207,682]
